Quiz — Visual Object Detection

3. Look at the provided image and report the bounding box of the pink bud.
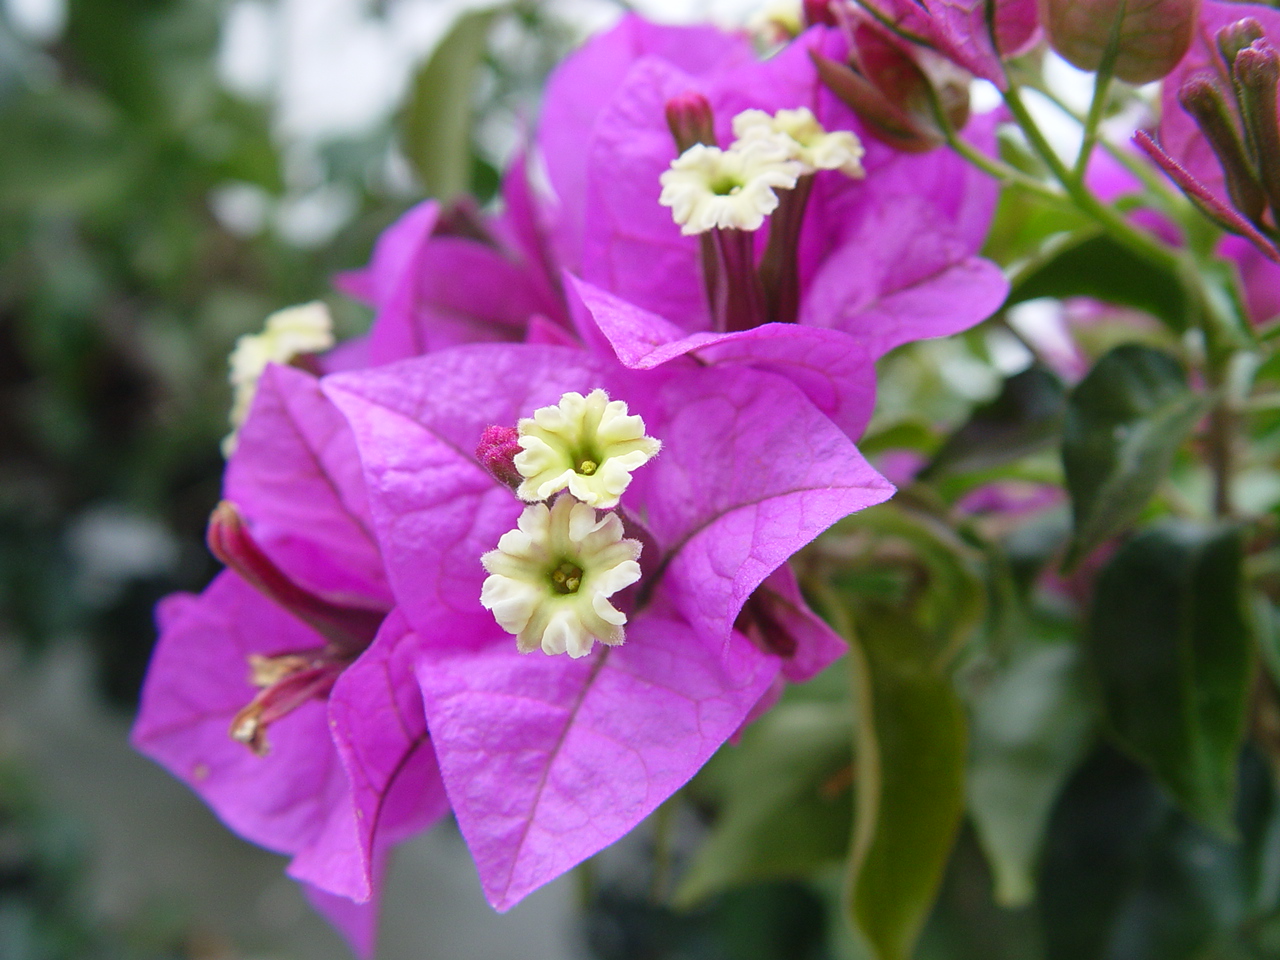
[812,20,969,153]
[476,425,523,490]
[207,501,383,651]
[664,91,717,153]
[1037,0,1201,84]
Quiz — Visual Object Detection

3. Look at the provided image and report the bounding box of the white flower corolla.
[732,107,866,179]
[480,495,643,658]
[659,140,802,235]
[748,1,804,43]
[514,389,661,509]
[223,301,334,455]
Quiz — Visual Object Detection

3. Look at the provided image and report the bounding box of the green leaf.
[847,606,967,960]
[1062,344,1210,569]
[1089,522,1253,834]
[674,700,853,907]
[920,365,1065,479]
[967,637,1095,906]
[1009,232,1191,332]
[400,9,497,200]
[839,504,986,659]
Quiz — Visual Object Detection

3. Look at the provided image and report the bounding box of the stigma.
[480,495,643,658]
[224,301,334,455]
[514,389,661,509]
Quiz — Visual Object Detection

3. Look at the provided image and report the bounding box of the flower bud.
[811,21,968,153]
[665,91,717,153]
[1037,0,1201,84]
[1234,40,1280,219]
[803,0,838,28]
[1217,18,1265,76]
[477,424,523,490]
[207,501,383,651]
[1178,72,1265,224]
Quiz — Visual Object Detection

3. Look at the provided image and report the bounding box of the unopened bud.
[1217,18,1265,75]
[1038,0,1201,84]
[207,501,383,650]
[811,19,968,154]
[665,92,717,153]
[477,425,523,490]
[1234,41,1280,218]
[802,0,838,28]
[1178,72,1266,224]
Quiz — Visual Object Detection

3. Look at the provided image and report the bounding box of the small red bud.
[665,92,717,153]
[1038,0,1201,84]
[477,425,523,490]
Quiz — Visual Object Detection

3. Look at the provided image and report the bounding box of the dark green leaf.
[400,9,498,200]
[675,701,853,906]
[1009,232,1191,332]
[847,606,967,960]
[1062,344,1210,569]
[1089,522,1252,834]
[967,639,1095,906]
[921,365,1066,479]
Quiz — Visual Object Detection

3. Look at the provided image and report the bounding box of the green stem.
[1002,84,1182,274]
[1071,2,1123,183]
[650,794,677,904]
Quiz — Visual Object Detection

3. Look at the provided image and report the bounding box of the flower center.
[550,560,584,594]
[481,495,643,658]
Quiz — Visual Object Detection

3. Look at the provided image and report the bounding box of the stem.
[1071,1,1124,183]
[1002,85,1182,274]
[650,795,677,904]
[760,175,814,325]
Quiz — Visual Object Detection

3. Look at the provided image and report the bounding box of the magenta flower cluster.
[132,11,1010,955]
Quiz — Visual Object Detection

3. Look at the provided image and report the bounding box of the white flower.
[480,495,643,658]
[733,107,866,179]
[659,140,802,235]
[514,389,661,509]
[223,301,334,455]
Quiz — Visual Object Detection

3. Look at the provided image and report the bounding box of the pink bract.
[322,342,892,909]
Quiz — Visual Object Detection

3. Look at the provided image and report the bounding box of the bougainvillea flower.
[536,15,1008,404]
[335,157,568,365]
[322,341,892,909]
[132,364,448,956]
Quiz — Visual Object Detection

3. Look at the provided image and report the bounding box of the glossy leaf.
[674,700,853,906]
[1062,345,1210,569]
[847,606,967,960]
[1089,522,1252,834]
[967,638,1095,906]
[400,9,497,200]
[921,365,1066,479]
[1009,232,1191,332]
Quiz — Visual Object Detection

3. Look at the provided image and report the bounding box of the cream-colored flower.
[480,495,643,658]
[223,301,334,456]
[733,107,866,179]
[659,140,802,235]
[514,389,661,509]
[748,1,804,43]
